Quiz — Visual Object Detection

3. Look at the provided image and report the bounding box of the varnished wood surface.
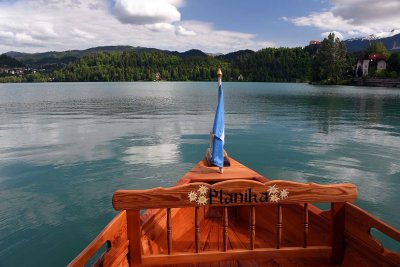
[344,202,400,267]
[141,247,332,266]
[69,157,399,267]
[113,179,358,210]
[176,158,268,185]
[68,211,128,267]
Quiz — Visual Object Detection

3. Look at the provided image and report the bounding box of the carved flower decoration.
[188,185,209,205]
[267,184,289,203]
[188,191,198,202]
[270,194,280,203]
[279,189,289,199]
[197,195,208,206]
[267,184,279,195]
[198,185,208,195]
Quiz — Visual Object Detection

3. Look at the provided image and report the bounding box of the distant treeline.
[2,34,400,84]
[50,47,317,82]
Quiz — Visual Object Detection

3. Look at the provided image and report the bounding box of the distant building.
[309,40,321,45]
[392,41,400,51]
[356,53,387,77]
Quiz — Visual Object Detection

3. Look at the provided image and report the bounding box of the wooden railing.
[109,180,357,266]
[344,203,400,266]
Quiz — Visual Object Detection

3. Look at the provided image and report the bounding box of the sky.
[0,0,399,54]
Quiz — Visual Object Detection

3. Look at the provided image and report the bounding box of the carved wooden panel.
[113,180,358,210]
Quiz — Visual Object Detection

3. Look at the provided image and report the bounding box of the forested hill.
[51,47,314,82]
[0,54,24,67]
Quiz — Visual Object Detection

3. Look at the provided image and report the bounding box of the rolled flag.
[211,70,224,168]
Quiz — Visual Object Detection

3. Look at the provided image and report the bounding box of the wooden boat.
[69,155,400,267]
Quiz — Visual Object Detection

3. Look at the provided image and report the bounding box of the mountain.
[345,32,400,53]
[5,46,214,67]
[5,46,152,67]
[0,54,25,67]
[171,49,208,58]
[216,49,255,61]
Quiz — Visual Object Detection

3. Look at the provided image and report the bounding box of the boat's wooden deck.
[176,158,268,185]
[68,157,400,267]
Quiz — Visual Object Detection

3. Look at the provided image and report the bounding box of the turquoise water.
[0,82,399,266]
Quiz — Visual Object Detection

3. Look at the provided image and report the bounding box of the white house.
[356,53,387,77]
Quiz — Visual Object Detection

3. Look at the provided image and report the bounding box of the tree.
[312,33,349,83]
[366,42,390,59]
[387,52,400,73]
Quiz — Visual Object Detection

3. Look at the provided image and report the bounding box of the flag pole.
[217,68,223,174]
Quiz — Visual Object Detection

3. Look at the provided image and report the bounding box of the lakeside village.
[1,34,400,86]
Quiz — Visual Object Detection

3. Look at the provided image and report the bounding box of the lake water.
[0,82,399,266]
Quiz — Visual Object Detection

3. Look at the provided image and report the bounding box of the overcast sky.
[0,0,399,54]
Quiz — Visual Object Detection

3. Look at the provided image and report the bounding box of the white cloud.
[286,0,400,38]
[72,28,96,40]
[145,23,175,32]
[0,0,272,53]
[175,25,196,36]
[113,0,181,25]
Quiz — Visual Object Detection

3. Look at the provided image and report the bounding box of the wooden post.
[195,207,200,253]
[303,203,309,248]
[331,202,346,265]
[127,210,142,266]
[277,204,282,249]
[223,206,228,251]
[250,206,255,250]
[167,208,172,255]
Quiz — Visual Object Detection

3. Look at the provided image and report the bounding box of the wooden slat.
[113,180,358,210]
[195,207,200,253]
[223,207,228,251]
[141,246,332,266]
[167,208,172,255]
[127,210,142,266]
[304,203,309,248]
[331,203,345,265]
[249,206,255,250]
[277,204,282,249]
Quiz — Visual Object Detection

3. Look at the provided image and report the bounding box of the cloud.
[145,23,175,32]
[0,0,273,54]
[113,0,181,25]
[286,0,400,38]
[175,25,196,36]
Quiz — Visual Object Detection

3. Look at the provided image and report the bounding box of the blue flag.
[211,84,224,167]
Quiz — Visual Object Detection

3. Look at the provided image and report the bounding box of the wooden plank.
[127,210,142,266]
[141,247,332,266]
[331,203,345,265]
[113,180,358,210]
[68,211,128,267]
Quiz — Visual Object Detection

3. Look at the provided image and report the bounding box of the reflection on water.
[0,82,399,265]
